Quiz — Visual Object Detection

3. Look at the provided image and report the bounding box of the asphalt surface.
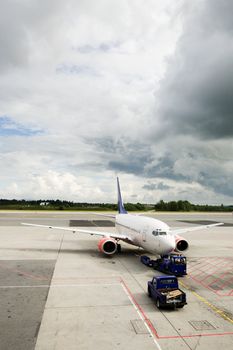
[0,211,232,350]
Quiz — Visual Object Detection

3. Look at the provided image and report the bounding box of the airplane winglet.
[117,177,128,214]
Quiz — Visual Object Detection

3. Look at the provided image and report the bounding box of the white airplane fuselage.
[21,178,222,257]
[115,213,176,255]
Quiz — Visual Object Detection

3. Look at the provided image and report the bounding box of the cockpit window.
[152,230,167,236]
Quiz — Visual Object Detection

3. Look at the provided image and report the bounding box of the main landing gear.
[117,243,121,253]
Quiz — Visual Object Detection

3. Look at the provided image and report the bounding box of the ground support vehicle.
[140,254,187,276]
[148,275,187,309]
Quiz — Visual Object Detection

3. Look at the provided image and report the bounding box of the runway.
[0,211,232,350]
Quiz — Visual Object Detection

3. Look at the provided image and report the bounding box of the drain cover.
[131,319,149,334]
[189,320,216,330]
[209,284,221,290]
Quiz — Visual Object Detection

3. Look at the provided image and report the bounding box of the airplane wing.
[21,223,130,241]
[85,212,116,219]
[170,222,223,236]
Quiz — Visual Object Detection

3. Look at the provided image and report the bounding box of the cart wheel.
[156,298,161,309]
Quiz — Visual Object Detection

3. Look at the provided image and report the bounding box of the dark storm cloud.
[86,137,153,176]
[0,0,63,71]
[198,171,233,197]
[0,2,29,69]
[74,41,121,54]
[158,0,233,140]
[143,182,171,191]
[146,155,188,181]
[87,137,189,181]
[91,135,233,199]
[109,156,188,181]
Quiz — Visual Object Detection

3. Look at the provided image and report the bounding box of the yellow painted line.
[179,280,233,325]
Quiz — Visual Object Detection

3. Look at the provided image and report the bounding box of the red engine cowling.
[98,237,117,255]
[175,235,189,252]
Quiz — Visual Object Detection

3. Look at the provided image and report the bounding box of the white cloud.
[0,0,232,204]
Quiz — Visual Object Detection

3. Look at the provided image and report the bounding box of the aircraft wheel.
[156,298,161,309]
[117,244,121,253]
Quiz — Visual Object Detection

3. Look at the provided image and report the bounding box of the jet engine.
[98,237,118,255]
[175,235,189,252]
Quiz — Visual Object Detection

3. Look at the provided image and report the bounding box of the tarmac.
[0,211,232,350]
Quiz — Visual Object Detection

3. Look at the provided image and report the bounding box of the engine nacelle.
[175,235,189,252]
[98,237,118,255]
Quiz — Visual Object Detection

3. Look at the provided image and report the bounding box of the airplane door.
[141,226,148,243]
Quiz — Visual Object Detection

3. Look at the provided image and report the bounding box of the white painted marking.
[2,279,162,350]
[0,283,120,289]
[120,282,162,350]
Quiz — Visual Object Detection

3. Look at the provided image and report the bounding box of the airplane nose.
[160,236,176,254]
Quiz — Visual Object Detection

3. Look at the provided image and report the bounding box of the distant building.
[40,202,50,206]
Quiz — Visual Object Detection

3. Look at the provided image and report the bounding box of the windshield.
[160,278,176,285]
[152,230,167,236]
[172,257,186,265]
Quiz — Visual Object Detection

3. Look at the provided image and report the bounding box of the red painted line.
[217,288,233,296]
[188,257,232,273]
[120,278,159,338]
[189,261,208,271]
[188,272,233,296]
[189,267,211,277]
[216,275,233,289]
[189,258,233,294]
[193,271,233,296]
[204,257,233,266]
[208,269,232,288]
[196,273,212,281]
[189,261,222,278]
[189,274,221,295]
[188,263,203,270]
[190,269,208,278]
[198,261,231,282]
[120,278,233,339]
[158,331,233,339]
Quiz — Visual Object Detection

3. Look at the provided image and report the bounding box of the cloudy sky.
[0,0,232,204]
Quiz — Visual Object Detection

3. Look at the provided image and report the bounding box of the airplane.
[22,178,223,256]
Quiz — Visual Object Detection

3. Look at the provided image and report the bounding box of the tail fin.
[117,177,128,214]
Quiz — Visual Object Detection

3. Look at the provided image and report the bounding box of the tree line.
[154,200,232,212]
[0,199,232,212]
